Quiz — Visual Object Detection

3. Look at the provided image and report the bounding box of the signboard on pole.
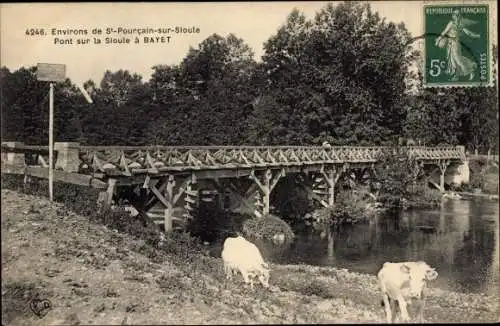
[37,63,66,82]
[36,63,66,202]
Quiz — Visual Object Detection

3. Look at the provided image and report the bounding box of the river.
[252,198,499,296]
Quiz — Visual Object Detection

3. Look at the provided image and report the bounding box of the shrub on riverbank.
[332,189,374,224]
[404,182,442,208]
[242,214,295,243]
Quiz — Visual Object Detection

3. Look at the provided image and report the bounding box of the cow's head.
[401,261,438,297]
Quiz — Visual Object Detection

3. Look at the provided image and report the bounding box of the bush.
[241,214,295,242]
[405,182,441,208]
[372,152,441,209]
[332,189,373,223]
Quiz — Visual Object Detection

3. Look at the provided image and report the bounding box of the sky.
[1,1,497,87]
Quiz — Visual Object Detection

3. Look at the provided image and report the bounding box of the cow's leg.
[247,272,255,290]
[389,298,398,323]
[397,296,410,323]
[417,293,426,323]
[382,293,392,323]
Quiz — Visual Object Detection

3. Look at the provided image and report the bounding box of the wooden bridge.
[1,142,467,231]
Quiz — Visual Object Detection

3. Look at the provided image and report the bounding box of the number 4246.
[25,28,46,36]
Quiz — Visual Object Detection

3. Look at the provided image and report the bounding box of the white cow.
[377,261,438,323]
[221,235,270,289]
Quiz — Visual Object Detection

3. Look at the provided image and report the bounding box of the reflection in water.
[270,199,499,295]
[327,230,335,263]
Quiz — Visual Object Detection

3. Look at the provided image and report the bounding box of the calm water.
[253,199,499,295]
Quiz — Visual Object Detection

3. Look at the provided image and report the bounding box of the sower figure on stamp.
[435,9,481,81]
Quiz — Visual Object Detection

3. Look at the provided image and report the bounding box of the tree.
[252,8,317,145]
[1,66,87,144]
[1,67,24,141]
[149,33,259,145]
[77,70,151,145]
[255,2,417,145]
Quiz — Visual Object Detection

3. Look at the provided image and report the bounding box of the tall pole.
[49,83,54,201]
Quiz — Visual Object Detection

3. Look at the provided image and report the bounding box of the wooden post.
[97,178,117,212]
[320,165,345,206]
[164,175,175,232]
[49,82,54,201]
[164,202,173,233]
[36,63,66,201]
[248,169,285,217]
[106,179,117,206]
[439,160,450,193]
[263,169,272,215]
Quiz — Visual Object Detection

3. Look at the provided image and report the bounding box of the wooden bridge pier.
[428,159,451,193]
[309,164,349,207]
[213,168,286,218]
[96,173,199,232]
[248,168,286,217]
[438,160,451,193]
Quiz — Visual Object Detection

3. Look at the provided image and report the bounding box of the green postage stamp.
[424,3,491,87]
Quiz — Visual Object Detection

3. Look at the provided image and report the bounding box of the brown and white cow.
[377,261,438,323]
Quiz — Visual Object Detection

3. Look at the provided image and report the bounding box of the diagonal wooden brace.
[227,181,263,218]
[270,168,286,192]
[173,174,196,205]
[143,175,173,210]
[319,164,347,206]
[248,170,264,192]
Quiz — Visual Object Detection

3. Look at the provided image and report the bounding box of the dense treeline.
[1,2,498,153]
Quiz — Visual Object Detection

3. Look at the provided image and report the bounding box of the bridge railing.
[1,142,466,175]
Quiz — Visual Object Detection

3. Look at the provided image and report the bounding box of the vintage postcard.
[1,1,498,325]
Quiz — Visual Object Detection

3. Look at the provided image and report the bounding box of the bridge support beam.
[142,174,197,232]
[116,174,197,232]
[248,168,285,217]
[438,160,450,193]
[225,180,261,217]
[312,164,348,207]
[97,178,117,212]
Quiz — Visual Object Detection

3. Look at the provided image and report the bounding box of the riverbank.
[2,189,498,325]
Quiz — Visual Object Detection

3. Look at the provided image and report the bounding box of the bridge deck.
[1,144,466,178]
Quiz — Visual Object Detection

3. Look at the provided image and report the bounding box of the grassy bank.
[2,188,499,325]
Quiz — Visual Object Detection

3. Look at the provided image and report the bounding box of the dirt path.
[2,189,498,325]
